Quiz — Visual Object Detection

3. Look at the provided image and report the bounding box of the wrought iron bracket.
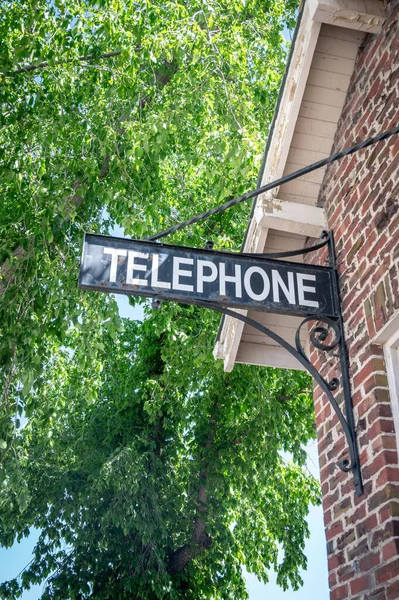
[80,229,363,496]
[195,231,363,496]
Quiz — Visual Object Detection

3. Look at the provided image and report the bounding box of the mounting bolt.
[152,298,162,310]
[204,240,214,250]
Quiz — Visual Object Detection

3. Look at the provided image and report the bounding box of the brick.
[345,503,367,527]
[364,298,377,339]
[359,447,369,466]
[324,489,340,511]
[319,452,327,469]
[366,589,387,600]
[354,359,383,389]
[360,345,385,363]
[356,513,378,539]
[328,552,344,571]
[341,477,361,498]
[324,508,332,527]
[356,480,374,506]
[364,373,389,395]
[386,501,399,519]
[367,403,394,426]
[372,434,398,455]
[363,420,396,447]
[372,521,399,547]
[382,538,399,562]
[350,573,372,594]
[302,6,399,597]
[322,481,329,497]
[336,528,356,550]
[329,465,347,490]
[327,520,344,542]
[358,551,380,572]
[379,504,394,525]
[368,486,399,512]
[337,563,356,583]
[375,558,399,584]
[357,393,379,419]
[387,579,399,600]
[331,583,349,600]
[334,497,352,519]
[377,466,399,488]
[347,539,369,562]
[346,234,365,264]
[363,451,399,479]
[319,431,334,455]
[329,570,337,589]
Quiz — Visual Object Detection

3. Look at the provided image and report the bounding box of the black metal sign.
[79,233,338,318]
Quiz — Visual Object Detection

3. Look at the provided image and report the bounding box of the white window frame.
[373,311,399,452]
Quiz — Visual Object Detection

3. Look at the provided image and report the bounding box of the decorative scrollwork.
[295,316,341,359]
[197,291,363,495]
[294,315,360,487]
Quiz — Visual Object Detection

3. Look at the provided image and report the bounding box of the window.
[374,311,399,452]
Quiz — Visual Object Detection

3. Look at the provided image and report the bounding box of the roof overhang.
[214,0,386,372]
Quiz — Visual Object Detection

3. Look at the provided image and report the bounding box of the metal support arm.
[196,232,363,496]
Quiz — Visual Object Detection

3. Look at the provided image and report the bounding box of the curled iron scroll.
[295,316,355,473]
[296,316,341,391]
[203,303,358,479]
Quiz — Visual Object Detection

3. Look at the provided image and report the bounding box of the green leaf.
[17,489,31,513]
[0,2,317,597]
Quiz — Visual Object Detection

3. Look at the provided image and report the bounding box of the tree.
[0,1,320,598]
[1,316,319,599]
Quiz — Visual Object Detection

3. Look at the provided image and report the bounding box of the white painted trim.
[254,199,327,238]
[373,311,399,345]
[373,311,399,452]
[308,0,386,33]
[255,4,322,192]
[215,198,326,371]
[235,342,307,371]
[383,343,399,453]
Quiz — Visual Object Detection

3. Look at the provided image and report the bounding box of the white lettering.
[151,253,171,289]
[297,273,319,308]
[173,257,194,291]
[126,250,148,286]
[244,267,270,301]
[272,270,296,304]
[219,263,242,298]
[197,260,218,293]
[103,247,127,282]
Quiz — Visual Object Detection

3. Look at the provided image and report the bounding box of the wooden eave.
[214,0,386,373]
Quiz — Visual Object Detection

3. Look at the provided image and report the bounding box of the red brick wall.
[310,3,399,599]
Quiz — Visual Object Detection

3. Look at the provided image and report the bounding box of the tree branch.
[76,58,178,185]
[4,50,123,76]
[0,246,27,296]
[167,470,212,575]
[168,415,216,575]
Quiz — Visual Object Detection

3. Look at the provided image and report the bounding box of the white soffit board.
[214,0,386,372]
[308,0,386,34]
